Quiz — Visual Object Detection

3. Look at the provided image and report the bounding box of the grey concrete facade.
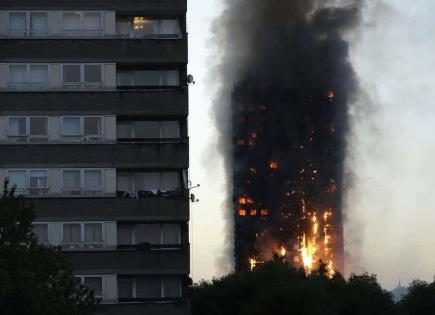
[0,0,190,313]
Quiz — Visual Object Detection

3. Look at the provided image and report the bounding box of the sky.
[187,0,435,289]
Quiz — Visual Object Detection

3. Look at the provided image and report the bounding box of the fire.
[249,257,257,271]
[239,209,247,216]
[269,161,279,169]
[250,209,257,216]
[327,90,335,102]
[300,233,316,274]
[280,246,287,257]
[296,210,335,277]
[239,197,247,204]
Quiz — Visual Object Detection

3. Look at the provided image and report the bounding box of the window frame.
[7,11,49,37]
[7,64,50,89]
[118,223,181,247]
[61,168,104,194]
[6,169,50,191]
[62,222,105,249]
[76,275,104,299]
[116,69,180,87]
[60,11,104,36]
[6,116,49,141]
[117,276,182,300]
[28,169,49,190]
[32,222,49,245]
[116,120,180,141]
[61,116,104,140]
[61,64,104,88]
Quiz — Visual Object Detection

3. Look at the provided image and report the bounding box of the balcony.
[0,90,188,116]
[29,197,189,221]
[65,248,189,274]
[0,142,189,168]
[0,38,187,64]
[0,1,187,14]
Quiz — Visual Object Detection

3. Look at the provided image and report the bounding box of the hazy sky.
[187,0,435,289]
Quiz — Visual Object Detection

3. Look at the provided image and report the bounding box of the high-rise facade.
[232,82,344,275]
[0,1,190,314]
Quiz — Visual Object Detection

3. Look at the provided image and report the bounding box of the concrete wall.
[0,90,188,117]
[0,143,189,168]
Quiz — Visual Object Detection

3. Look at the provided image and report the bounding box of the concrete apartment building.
[0,1,190,314]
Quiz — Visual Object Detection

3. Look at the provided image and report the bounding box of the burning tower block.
[232,81,345,275]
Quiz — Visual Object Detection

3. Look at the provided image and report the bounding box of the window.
[63,222,104,249]
[62,11,103,36]
[77,276,103,299]
[62,64,103,89]
[7,117,48,142]
[7,170,26,190]
[8,64,49,89]
[8,12,26,35]
[136,224,160,244]
[63,65,81,83]
[117,121,180,141]
[8,117,26,136]
[8,12,48,37]
[28,170,48,189]
[116,17,181,38]
[162,224,181,245]
[84,117,102,136]
[136,278,161,298]
[117,224,181,246]
[117,277,181,300]
[7,170,49,194]
[29,117,48,138]
[118,278,134,299]
[84,170,103,191]
[33,223,48,244]
[62,116,103,142]
[83,277,103,298]
[62,169,103,195]
[63,224,81,243]
[163,277,182,298]
[63,170,81,191]
[30,12,48,36]
[116,70,179,87]
[117,172,179,193]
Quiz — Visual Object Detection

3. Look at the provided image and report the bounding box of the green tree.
[191,259,395,315]
[0,181,99,315]
[397,279,435,315]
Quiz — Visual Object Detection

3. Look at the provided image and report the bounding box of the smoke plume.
[345,1,435,288]
[210,0,362,272]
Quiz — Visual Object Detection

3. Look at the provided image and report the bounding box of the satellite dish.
[190,193,199,203]
[187,74,195,84]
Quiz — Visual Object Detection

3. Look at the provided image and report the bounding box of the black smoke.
[210,0,361,272]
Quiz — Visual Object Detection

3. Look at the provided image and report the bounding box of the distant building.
[392,282,408,302]
[0,1,190,314]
